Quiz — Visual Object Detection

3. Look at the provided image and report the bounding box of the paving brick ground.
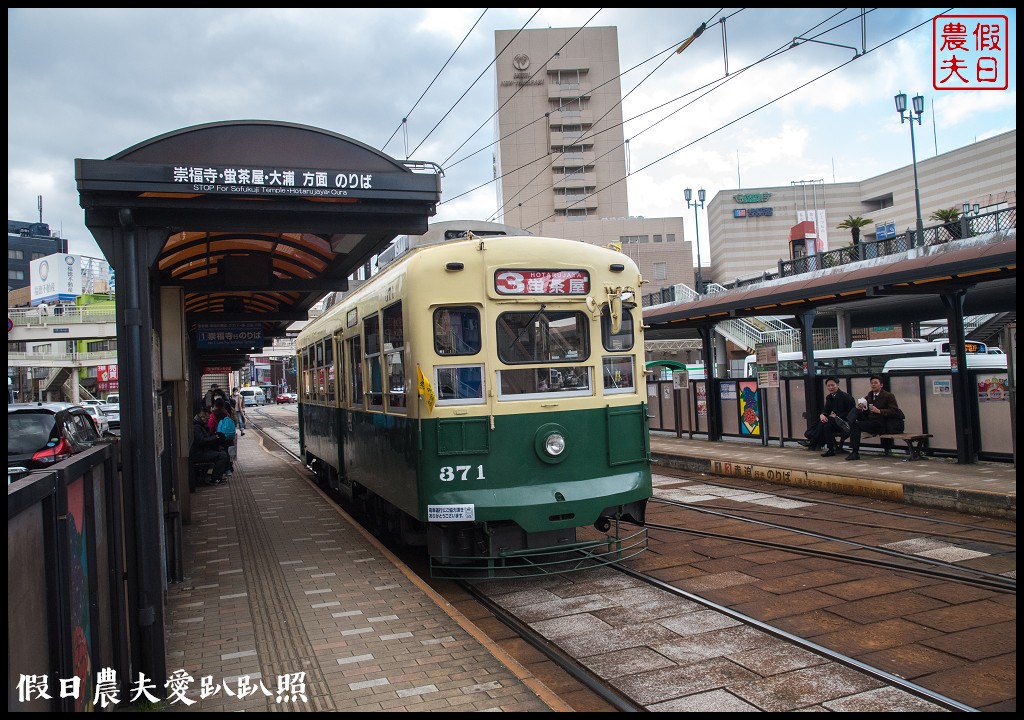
[161,435,565,712]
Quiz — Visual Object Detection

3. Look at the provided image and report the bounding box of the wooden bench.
[870,433,933,461]
[827,431,933,461]
[189,459,215,491]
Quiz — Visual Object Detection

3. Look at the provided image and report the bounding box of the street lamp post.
[894,91,926,247]
[684,187,706,294]
[961,201,981,240]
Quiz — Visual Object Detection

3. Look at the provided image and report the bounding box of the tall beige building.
[494,26,695,291]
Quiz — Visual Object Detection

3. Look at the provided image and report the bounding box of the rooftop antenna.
[37,195,43,223]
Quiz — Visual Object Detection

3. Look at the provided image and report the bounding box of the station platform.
[649,431,1016,521]
[164,433,568,712]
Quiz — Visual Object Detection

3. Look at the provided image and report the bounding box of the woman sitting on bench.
[846,375,903,461]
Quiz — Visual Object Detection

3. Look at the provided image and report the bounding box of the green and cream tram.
[295,233,651,576]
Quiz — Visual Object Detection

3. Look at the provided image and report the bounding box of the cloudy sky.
[8,8,1017,263]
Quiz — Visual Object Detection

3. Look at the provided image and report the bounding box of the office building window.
[8,249,24,259]
[653,263,668,280]
[653,235,663,243]
[666,234,676,242]
[9,270,25,280]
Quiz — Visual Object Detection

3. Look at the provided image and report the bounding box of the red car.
[276,392,297,403]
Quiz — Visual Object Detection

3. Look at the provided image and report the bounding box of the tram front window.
[496,310,589,364]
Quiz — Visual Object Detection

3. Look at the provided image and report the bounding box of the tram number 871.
[439,465,486,482]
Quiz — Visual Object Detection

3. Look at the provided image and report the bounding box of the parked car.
[105,393,120,404]
[81,399,104,408]
[78,403,110,435]
[8,402,101,481]
[275,392,297,403]
[239,387,266,406]
[99,403,120,431]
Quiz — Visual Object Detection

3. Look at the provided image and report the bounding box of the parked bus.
[743,338,990,378]
[882,352,1008,374]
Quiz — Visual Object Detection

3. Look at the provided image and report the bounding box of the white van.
[239,387,266,407]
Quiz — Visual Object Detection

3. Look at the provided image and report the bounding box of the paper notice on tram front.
[428,505,476,522]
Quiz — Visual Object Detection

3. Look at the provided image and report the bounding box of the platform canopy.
[77,120,442,367]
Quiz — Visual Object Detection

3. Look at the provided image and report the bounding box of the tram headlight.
[534,423,570,464]
[544,433,566,457]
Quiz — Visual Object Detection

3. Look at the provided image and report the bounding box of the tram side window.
[435,365,485,404]
[599,305,635,394]
[317,340,328,401]
[383,302,406,410]
[363,316,383,408]
[325,339,335,403]
[302,347,312,400]
[434,306,481,355]
[333,334,345,405]
[347,336,363,407]
[600,305,634,351]
[602,356,635,394]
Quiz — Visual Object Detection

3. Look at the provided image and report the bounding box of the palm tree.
[929,207,961,223]
[930,207,962,241]
[836,215,873,245]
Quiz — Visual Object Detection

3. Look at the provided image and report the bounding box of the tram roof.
[76,120,442,368]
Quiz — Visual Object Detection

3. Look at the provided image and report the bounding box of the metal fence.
[771,206,1015,285]
[8,442,130,711]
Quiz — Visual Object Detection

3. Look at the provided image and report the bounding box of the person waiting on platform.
[230,387,246,436]
[191,406,229,485]
[798,375,856,456]
[846,375,903,461]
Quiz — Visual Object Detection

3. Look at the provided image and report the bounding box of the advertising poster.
[695,381,707,417]
[977,375,1009,401]
[738,380,760,436]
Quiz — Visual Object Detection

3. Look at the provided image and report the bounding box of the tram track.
[654,468,1017,537]
[645,497,1016,592]
[604,563,977,711]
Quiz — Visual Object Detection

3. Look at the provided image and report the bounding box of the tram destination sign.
[494,269,590,295]
[196,322,264,349]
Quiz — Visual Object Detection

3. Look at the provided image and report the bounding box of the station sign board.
[755,342,779,388]
[196,322,263,349]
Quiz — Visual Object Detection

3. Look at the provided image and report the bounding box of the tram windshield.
[495,310,591,398]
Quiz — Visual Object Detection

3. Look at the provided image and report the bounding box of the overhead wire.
[437,8,896,230]
[406,9,543,159]
[439,9,605,169]
[380,8,490,156]
[376,9,934,236]
[522,9,940,231]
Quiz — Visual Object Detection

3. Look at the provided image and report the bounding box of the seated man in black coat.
[800,376,856,456]
[191,406,229,485]
[846,375,903,461]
